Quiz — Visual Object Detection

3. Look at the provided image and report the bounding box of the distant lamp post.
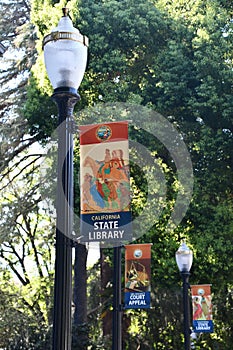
[176,242,193,350]
[43,8,88,350]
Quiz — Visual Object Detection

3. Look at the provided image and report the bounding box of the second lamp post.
[176,242,193,350]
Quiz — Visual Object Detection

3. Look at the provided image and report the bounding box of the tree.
[0,0,39,173]
[0,152,55,348]
[72,0,233,347]
[0,1,56,346]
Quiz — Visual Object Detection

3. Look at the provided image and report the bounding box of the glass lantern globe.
[175,242,193,272]
[43,8,88,91]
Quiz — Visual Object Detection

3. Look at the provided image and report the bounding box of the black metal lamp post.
[176,242,193,350]
[43,8,88,350]
[112,246,122,350]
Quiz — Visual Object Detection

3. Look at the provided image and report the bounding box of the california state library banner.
[79,121,132,244]
[191,284,214,333]
[125,244,152,309]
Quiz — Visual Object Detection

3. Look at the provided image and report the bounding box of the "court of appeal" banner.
[125,244,152,309]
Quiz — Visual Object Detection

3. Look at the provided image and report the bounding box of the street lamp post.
[176,242,193,350]
[43,8,88,350]
[112,246,122,350]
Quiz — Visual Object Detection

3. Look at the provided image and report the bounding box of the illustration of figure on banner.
[81,147,130,213]
[193,297,203,320]
[125,260,150,292]
[192,288,212,321]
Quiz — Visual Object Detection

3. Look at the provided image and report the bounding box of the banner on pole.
[191,284,214,333]
[79,121,132,244]
[124,244,152,309]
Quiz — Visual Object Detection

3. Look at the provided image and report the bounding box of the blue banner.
[193,320,214,333]
[125,291,151,309]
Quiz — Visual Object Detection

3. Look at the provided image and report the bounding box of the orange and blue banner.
[79,121,132,244]
[124,244,152,309]
[191,284,214,333]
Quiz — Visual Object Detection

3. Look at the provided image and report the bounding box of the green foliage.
[23,74,57,140]
[72,0,232,348]
[0,276,52,350]
[76,0,170,104]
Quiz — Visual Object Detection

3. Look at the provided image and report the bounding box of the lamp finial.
[62,7,69,17]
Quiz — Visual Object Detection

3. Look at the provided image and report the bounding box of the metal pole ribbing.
[52,89,79,350]
[112,246,122,350]
[181,271,191,350]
